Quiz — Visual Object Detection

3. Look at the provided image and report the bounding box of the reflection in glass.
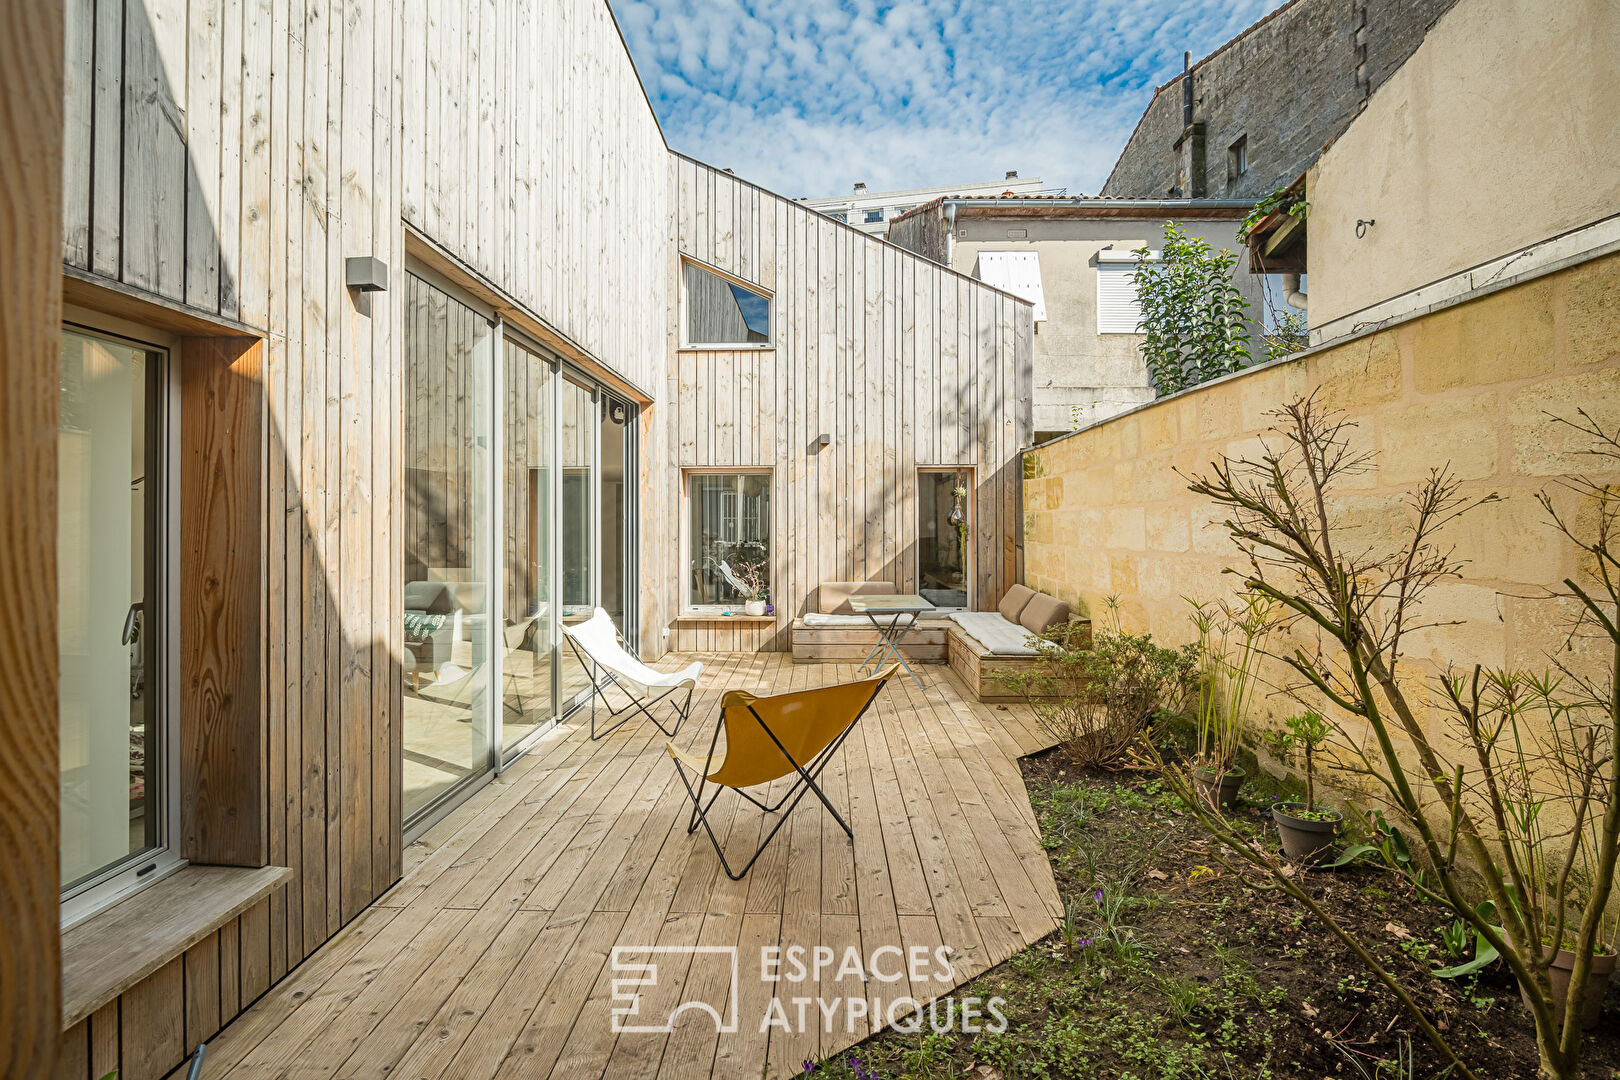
[919,470,970,609]
[402,275,492,821]
[59,328,161,891]
[688,474,771,608]
[502,340,556,754]
[559,380,596,707]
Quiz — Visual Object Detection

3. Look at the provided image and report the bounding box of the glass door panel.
[402,274,494,822]
[502,340,556,755]
[600,398,630,638]
[58,328,163,892]
[919,468,971,609]
[559,379,597,709]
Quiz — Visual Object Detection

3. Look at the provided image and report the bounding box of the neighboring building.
[1101,0,1452,201]
[1248,0,1620,343]
[800,172,1047,236]
[889,196,1262,441]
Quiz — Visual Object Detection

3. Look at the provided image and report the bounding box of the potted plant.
[1187,595,1273,809]
[1265,710,1342,862]
[730,551,770,617]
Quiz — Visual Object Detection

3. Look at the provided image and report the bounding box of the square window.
[687,473,771,609]
[683,260,771,346]
[864,209,884,223]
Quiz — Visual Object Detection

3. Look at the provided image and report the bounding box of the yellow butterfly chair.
[667,666,899,880]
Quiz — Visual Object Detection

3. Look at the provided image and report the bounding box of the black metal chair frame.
[669,682,889,880]
[564,630,695,741]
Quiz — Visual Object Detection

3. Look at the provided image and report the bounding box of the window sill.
[61,863,291,1028]
[676,344,775,352]
[674,612,779,625]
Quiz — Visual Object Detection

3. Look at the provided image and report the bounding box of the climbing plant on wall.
[1132,223,1253,397]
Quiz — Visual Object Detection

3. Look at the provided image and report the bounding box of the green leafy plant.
[1441,919,1471,961]
[1187,594,1275,775]
[1264,709,1333,813]
[999,597,1196,768]
[1237,182,1309,244]
[1132,222,1254,397]
[1263,307,1310,363]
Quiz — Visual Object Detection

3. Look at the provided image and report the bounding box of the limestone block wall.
[1022,251,1620,737]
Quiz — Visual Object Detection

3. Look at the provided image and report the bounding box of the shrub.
[1000,599,1196,768]
[1133,222,1253,397]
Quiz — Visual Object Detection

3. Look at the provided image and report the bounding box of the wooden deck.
[197,655,1060,1080]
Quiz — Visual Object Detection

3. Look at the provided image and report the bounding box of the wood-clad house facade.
[19,1,1032,1076]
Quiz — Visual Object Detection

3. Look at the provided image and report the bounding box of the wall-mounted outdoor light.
[817,433,832,448]
[345,256,389,292]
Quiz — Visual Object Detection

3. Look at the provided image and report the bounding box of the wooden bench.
[946,619,1090,702]
[791,618,951,664]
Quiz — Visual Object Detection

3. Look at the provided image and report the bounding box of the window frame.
[1228,135,1248,181]
[917,466,974,611]
[58,307,186,930]
[678,255,774,351]
[681,468,774,614]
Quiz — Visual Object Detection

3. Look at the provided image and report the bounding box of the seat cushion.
[818,580,896,615]
[997,584,1036,624]
[949,612,1040,656]
[1019,593,1071,636]
[801,612,915,628]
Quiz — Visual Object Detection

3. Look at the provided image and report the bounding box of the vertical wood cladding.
[667,155,1033,652]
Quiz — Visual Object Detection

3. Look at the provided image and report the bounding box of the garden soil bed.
[814,747,1620,1080]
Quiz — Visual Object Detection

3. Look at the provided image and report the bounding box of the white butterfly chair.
[562,609,703,740]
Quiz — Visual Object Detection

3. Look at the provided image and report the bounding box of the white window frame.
[678,255,774,351]
[681,468,773,614]
[58,307,186,930]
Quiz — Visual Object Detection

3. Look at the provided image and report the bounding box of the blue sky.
[610,0,1288,199]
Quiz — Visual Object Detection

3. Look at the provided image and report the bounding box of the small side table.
[848,593,936,690]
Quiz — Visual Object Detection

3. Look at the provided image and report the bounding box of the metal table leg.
[860,611,925,689]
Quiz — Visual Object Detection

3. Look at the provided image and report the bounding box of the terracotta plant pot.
[1193,765,1245,810]
[1518,947,1617,1031]
[1271,801,1342,863]
[744,600,767,616]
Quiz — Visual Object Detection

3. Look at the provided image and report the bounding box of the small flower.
[1094,888,1104,905]
[802,1061,816,1075]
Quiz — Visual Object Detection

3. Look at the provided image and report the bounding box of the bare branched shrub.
[1153,395,1620,1080]
[1001,599,1196,768]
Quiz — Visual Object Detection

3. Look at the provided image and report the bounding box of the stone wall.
[1100,0,1450,200]
[1022,252,1620,735]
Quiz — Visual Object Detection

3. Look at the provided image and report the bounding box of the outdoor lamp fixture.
[609,401,627,424]
[817,433,832,448]
[345,256,389,292]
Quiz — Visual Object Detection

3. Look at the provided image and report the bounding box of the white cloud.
[612,0,1288,198]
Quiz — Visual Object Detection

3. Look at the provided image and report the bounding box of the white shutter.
[1097,262,1145,334]
[971,252,1047,321]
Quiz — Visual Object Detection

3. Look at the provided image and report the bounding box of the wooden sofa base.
[947,625,1053,702]
[790,622,949,664]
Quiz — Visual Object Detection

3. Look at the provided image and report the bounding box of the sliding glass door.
[402,270,639,827]
[402,274,494,822]
[501,339,557,755]
[558,378,597,711]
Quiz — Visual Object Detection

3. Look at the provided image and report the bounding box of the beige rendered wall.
[1023,252,1620,737]
[952,216,1266,439]
[1305,0,1620,329]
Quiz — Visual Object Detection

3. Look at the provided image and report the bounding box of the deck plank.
[203,657,1059,1080]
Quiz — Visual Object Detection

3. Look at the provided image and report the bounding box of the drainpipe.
[1282,272,1308,311]
[944,202,957,267]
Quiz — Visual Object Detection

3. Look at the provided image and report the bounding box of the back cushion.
[819,581,896,614]
[997,584,1036,624]
[404,580,452,613]
[1019,592,1071,636]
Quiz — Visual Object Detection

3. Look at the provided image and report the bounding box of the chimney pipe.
[1182,51,1194,127]
[853,181,866,193]
[1005,170,1017,179]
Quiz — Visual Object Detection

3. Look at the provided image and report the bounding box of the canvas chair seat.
[667,666,898,880]
[562,608,701,739]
